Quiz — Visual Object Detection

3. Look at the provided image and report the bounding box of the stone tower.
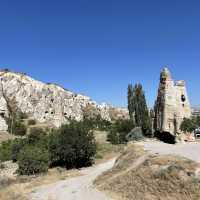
[154,68,191,135]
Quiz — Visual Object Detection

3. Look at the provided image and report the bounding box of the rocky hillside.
[0,70,128,131]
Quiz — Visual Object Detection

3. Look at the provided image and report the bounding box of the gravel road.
[30,158,116,200]
[144,141,200,163]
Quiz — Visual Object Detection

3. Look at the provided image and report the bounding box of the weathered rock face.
[154,68,191,135]
[0,70,129,131]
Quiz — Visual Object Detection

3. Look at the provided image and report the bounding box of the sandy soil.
[30,158,116,200]
[143,140,200,163]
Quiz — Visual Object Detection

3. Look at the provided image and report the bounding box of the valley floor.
[30,140,200,200]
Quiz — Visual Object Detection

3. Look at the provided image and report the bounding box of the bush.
[28,119,36,126]
[17,111,28,120]
[27,128,48,146]
[82,116,111,131]
[0,140,13,161]
[11,138,27,162]
[17,145,49,175]
[180,117,198,133]
[12,121,27,136]
[49,121,97,169]
[107,120,135,144]
[6,111,27,136]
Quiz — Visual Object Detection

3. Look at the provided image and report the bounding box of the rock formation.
[154,68,191,135]
[0,70,129,131]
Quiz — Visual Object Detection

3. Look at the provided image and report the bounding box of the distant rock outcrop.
[0,70,129,131]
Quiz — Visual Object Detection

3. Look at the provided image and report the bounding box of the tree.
[107,119,135,144]
[127,84,134,120]
[180,117,198,133]
[17,145,49,175]
[49,121,97,169]
[127,83,152,136]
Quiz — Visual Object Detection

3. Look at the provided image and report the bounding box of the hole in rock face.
[182,104,185,107]
[0,112,5,117]
[51,111,54,114]
[45,111,48,114]
[181,94,186,102]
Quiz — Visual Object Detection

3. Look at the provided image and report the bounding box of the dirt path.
[143,140,200,163]
[30,158,116,200]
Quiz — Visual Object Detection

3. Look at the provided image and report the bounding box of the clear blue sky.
[0,0,200,107]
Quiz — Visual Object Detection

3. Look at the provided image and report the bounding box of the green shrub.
[12,121,27,136]
[82,115,111,131]
[17,145,49,175]
[27,128,48,146]
[6,111,27,136]
[107,120,135,144]
[0,140,13,161]
[17,111,28,120]
[11,138,27,162]
[49,121,97,169]
[11,128,48,163]
[28,119,36,126]
[180,117,198,133]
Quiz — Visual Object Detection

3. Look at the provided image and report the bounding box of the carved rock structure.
[154,68,191,135]
[0,70,129,131]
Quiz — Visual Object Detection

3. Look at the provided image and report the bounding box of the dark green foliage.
[107,120,135,144]
[49,121,97,169]
[11,138,27,162]
[6,111,27,136]
[83,115,111,131]
[0,140,13,161]
[126,127,144,141]
[28,119,36,125]
[17,111,28,120]
[127,83,152,137]
[180,117,200,133]
[27,128,48,147]
[128,84,134,120]
[0,122,97,175]
[17,145,49,175]
[11,121,27,136]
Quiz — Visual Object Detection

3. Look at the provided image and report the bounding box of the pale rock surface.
[154,68,191,135]
[0,70,128,131]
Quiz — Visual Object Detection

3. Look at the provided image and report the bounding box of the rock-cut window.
[181,94,186,102]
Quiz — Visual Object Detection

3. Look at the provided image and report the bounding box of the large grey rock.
[0,70,129,131]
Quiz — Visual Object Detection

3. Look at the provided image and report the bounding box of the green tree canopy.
[127,83,152,136]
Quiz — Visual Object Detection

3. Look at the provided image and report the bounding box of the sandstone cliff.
[0,70,128,131]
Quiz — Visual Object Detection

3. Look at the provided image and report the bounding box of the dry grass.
[0,184,28,200]
[95,144,200,200]
[95,130,125,164]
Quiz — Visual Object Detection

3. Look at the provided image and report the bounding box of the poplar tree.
[127,84,134,120]
[127,83,152,136]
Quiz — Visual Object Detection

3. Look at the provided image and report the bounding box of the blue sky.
[0,0,200,107]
